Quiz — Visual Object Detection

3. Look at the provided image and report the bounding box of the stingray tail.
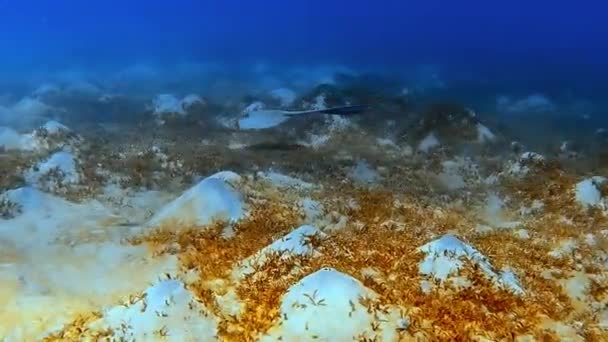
[283,105,371,117]
[318,105,371,115]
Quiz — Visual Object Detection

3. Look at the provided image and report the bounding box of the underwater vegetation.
[1,71,608,341]
[0,0,607,339]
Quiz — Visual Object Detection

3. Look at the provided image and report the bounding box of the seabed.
[1,88,608,341]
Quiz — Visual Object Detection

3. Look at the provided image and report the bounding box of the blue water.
[1,0,606,86]
[0,0,607,132]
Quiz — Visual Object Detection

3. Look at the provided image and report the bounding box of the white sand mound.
[262,268,404,341]
[234,225,326,279]
[147,172,245,228]
[0,187,177,340]
[418,234,524,295]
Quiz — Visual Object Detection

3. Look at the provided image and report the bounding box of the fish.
[237,105,370,130]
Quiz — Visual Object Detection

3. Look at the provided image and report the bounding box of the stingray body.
[237,105,369,130]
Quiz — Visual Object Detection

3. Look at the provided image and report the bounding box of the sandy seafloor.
[1,82,608,341]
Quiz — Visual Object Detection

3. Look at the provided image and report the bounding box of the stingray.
[237,105,370,130]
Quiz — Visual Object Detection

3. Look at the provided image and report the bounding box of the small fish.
[237,105,370,130]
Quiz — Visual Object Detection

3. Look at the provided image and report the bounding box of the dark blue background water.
[1,0,606,96]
